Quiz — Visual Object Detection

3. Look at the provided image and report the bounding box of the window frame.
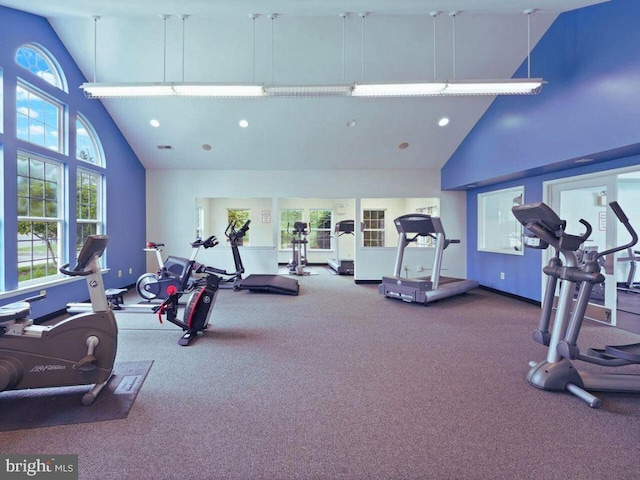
[280,209,303,250]
[76,113,104,167]
[16,80,64,153]
[308,208,332,250]
[15,43,67,92]
[227,208,251,245]
[76,168,104,256]
[477,186,524,255]
[17,152,65,286]
[362,209,386,247]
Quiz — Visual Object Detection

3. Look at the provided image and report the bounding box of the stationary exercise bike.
[0,235,117,405]
[135,235,215,300]
[288,221,310,276]
[153,267,220,346]
[513,201,640,408]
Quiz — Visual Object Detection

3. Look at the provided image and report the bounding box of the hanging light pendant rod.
[430,11,439,81]
[180,14,189,82]
[524,8,535,78]
[92,15,100,83]
[450,11,458,80]
[81,10,545,99]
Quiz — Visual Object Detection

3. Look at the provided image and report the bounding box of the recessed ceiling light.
[346,119,357,128]
[150,119,160,127]
[438,117,450,127]
[202,144,212,151]
[398,142,409,150]
[239,119,249,128]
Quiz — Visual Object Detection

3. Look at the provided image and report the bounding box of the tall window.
[227,208,250,245]
[15,43,66,91]
[308,209,332,250]
[16,83,63,152]
[76,114,103,166]
[76,169,103,256]
[280,209,303,249]
[363,209,385,247]
[17,153,63,283]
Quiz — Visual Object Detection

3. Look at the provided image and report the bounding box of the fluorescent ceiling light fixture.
[81,82,264,98]
[172,83,264,97]
[353,79,544,97]
[353,83,446,97]
[264,84,353,97]
[81,79,544,99]
[442,79,544,96]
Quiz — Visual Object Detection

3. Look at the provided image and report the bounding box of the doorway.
[546,168,640,333]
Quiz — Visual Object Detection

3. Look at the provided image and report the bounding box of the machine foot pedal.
[604,343,640,363]
[587,348,618,360]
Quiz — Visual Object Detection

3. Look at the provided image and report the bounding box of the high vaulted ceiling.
[1,1,609,172]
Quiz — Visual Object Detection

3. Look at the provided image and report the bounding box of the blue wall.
[442,0,640,191]
[441,0,640,301]
[0,6,146,318]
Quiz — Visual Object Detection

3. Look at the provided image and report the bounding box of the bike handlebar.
[191,235,218,249]
[59,263,94,277]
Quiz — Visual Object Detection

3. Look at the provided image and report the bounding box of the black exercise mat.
[0,360,153,431]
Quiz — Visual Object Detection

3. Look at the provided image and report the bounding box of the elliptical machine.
[135,236,214,301]
[212,220,250,289]
[288,221,310,276]
[0,235,117,405]
[512,201,640,408]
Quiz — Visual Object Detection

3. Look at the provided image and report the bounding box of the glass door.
[614,171,640,333]
[548,176,617,324]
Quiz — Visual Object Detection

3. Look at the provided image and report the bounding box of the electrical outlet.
[500,272,505,280]
[40,289,46,296]
[417,266,423,272]
[118,270,123,278]
[128,267,133,274]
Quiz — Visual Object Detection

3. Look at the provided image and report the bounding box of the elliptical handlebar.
[595,201,639,260]
[225,220,250,241]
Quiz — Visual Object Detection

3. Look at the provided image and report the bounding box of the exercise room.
[1,1,640,479]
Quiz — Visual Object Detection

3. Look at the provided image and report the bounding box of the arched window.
[15,43,67,91]
[76,114,104,167]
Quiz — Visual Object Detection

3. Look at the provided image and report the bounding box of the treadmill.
[378,213,479,304]
[327,220,356,275]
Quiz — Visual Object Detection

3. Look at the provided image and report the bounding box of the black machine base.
[236,274,299,296]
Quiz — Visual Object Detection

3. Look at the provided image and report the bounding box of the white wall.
[146,169,466,280]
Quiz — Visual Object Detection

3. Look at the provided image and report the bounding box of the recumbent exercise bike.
[0,235,117,405]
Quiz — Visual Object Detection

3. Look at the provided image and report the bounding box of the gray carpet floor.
[2,267,640,479]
